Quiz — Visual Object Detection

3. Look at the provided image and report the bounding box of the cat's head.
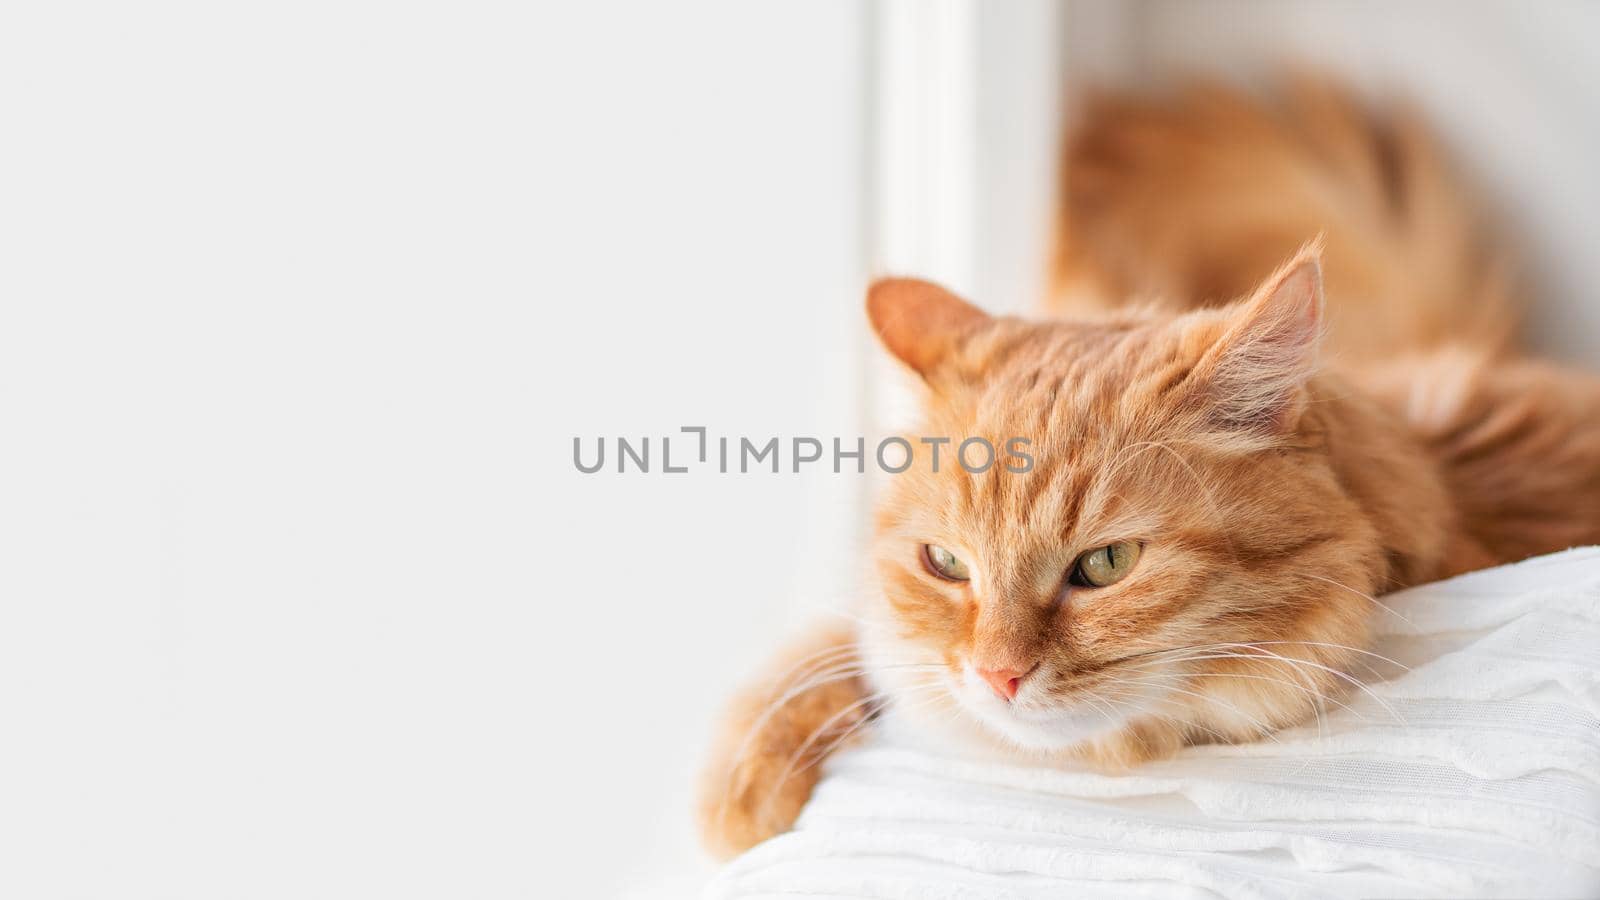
[859,246,1392,761]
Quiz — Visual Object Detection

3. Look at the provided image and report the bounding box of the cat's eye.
[1070,540,1142,588]
[922,544,970,582]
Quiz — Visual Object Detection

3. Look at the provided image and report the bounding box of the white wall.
[1065,0,1600,366]
[0,2,867,896]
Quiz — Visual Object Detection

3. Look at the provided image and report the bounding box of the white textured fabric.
[708,548,1600,899]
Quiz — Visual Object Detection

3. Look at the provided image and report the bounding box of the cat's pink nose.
[977,666,1029,701]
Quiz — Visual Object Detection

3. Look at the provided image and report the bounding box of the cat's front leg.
[696,624,871,858]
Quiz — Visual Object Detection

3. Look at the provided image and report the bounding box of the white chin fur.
[952,666,1135,752]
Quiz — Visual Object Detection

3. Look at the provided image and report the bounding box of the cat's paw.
[696,722,830,859]
[696,636,870,859]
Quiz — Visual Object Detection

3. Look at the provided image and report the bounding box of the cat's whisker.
[1106,674,1289,749]
[789,687,952,786]
[1185,670,1365,721]
[1079,694,1125,734]
[1183,643,1405,725]
[726,662,944,787]
[1095,688,1237,747]
[1234,640,1410,673]
[767,643,860,688]
[1117,650,1358,714]
[712,647,942,833]
[1182,646,1337,747]
[1122,645,1404,726]
[744,660,942,727]
[1296,571,1420,631]
[758,683,948,818]
[1116,640,1361,684]
[1115,639,1410,673]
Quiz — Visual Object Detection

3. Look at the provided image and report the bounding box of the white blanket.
[708,548,1600,899]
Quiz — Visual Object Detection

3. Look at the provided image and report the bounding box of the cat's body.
[698,80,1600,859]
[1051,80,1600,564]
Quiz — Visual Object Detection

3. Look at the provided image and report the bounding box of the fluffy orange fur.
[1051,78,1523,361]
[698,80,1600,858]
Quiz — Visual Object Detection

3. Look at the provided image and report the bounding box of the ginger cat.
[698,80,1600,859]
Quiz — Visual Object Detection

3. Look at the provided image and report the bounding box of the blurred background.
[2,1,1597,898]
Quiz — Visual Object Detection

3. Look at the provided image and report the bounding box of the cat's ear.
[867,278,992,381]
[1195,243,1325,433]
